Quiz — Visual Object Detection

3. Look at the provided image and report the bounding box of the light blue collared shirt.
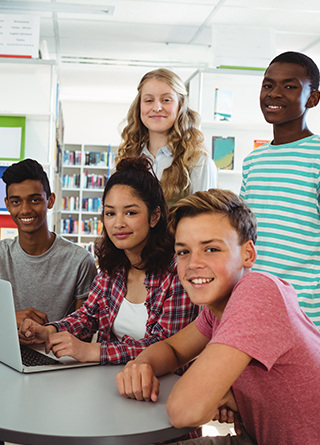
[141,145,217,193]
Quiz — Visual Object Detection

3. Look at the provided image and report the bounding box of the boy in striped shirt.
[240,51,320,329]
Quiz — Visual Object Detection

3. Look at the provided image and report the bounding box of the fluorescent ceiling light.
[0,1,115,15]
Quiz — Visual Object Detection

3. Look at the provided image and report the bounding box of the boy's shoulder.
[55,234,92,257]
[237,270,288,289]
[244,134,320,165]
[0,236,18,254]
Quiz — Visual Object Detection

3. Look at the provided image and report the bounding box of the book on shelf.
[61,216,78,235]
[212,136,235,170]
[82,217,103,236]
[61,196,79,211]
[214,88,233,121]
[83,171,107,189]
[63,150,81,166]
[253,139,270,150]
[79,242,95,255]
[62,173,81,189]
[82,197,102,213]
[84,147,115,170]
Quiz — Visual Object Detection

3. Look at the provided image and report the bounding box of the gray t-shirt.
[0,234,97,321]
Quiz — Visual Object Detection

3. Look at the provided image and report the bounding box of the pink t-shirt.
[195,271,320,445]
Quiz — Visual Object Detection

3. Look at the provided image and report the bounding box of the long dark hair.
[95,156,174,277]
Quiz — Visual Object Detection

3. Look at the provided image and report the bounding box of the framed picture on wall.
[0,166,8,211]
[0,116,26,164]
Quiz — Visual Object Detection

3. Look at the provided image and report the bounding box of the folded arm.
[166,342,251,428]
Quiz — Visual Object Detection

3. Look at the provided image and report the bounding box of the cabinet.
[59,143,117,250]
[0,58,58,230]
[186,68,273,194]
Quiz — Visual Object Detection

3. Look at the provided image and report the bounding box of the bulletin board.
[0,116,26,162]
[0,166,8,211]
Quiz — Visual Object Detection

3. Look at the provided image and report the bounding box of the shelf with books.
[186,68,273,194]
[59,143,117,245]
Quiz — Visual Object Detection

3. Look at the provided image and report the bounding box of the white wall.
[61,101,130,147]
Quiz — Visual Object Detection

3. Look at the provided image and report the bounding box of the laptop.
[0,278,100,373]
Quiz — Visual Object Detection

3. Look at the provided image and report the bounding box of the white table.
[0,362,193,444]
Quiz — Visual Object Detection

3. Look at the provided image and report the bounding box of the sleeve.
[73,253,97,301]
[189,155,218,194]
[195,305,219,339]
[210,273,294,370]
[49,275,101,338]
[239,154,250,199]
[100,274,200,366]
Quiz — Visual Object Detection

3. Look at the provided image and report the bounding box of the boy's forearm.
[131,339,179,376]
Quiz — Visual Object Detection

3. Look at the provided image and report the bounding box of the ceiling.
[1,0,320,103]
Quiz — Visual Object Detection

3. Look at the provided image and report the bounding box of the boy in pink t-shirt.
[116,189,320,445]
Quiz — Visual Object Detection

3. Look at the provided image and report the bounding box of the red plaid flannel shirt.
[50,258,199,365]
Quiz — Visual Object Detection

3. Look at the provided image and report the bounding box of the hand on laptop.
[46,331,101,363]
[16,308,49,328]
[19,318,56,345]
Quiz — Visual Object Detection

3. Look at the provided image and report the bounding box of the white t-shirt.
[112,298,148,341]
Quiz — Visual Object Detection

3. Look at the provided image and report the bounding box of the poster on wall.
[0,166,8,211]
[0,116,25,165]
[0,14,40,58]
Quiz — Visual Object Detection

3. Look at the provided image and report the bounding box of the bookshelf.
[185,68,273,194]
[59,143,117,250]
[0,58,58,233]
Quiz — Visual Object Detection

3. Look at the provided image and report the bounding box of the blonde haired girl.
[117,68,217,205]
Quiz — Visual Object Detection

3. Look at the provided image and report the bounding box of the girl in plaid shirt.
[20,157,199,366]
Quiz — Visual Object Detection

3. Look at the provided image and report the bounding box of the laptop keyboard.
[20,345,60,367]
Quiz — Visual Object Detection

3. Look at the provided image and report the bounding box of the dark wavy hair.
[95,156,174,277]
[2,158,51,198]
[269,51,320,91]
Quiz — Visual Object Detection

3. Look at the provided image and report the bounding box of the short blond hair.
[168,189,257,245]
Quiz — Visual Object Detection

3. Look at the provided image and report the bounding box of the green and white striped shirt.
[240,135,320,330]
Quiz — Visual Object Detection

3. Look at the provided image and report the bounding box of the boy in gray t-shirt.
[1,158,97,327]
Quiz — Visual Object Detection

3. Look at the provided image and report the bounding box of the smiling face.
[140,78,180,139]
[175,212,255,319]
[5,179,55,236]
[103,184,160,265]
[260,62,316,132]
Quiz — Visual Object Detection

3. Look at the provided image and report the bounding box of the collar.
[141,145,173,158]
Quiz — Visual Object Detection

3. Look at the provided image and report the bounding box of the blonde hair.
[168,189,257,246]
[117,68,208,202]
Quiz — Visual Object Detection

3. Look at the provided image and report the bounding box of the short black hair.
[2,158,51,199]
[269,51,320,91]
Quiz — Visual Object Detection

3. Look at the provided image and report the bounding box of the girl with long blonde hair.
[117,68,217,205]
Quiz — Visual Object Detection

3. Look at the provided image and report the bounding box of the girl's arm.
[100,274,199,365]
[45,331,101,362]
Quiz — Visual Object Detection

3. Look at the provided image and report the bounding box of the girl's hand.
[19,318,52,345]
[46,331,101,363]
